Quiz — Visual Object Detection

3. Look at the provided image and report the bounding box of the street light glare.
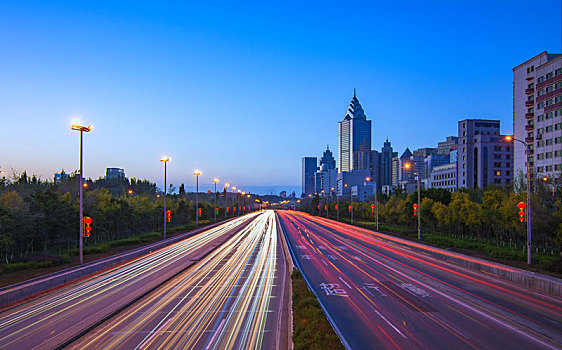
[213,178,219,183]
[193,169,202,176]
[505,135,513,141]
[404,163,411,169]
[160,156,171,162]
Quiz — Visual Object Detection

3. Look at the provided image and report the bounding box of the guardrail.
[0,218,237,309]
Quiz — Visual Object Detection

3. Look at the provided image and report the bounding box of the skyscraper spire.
[354,88,356,98]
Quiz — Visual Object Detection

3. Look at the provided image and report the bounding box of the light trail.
[0,214,259,350]
[278,210,562,350]
[70,210,281,350]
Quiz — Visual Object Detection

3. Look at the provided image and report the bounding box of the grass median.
[292,268,344,350]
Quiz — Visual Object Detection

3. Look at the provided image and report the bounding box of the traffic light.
[216,208,219,215]
[198,208,202,217]
[166,210,172,222]
[348,205,352,212]
[517,202,526,222]
[335,204,338,210]
[83,216,92,237]
[412,204,418,216]
[324,205,327,211]
[317,205,320,210]
[234,206,237,212]
[371,204,375,213]
[227,207,230,213]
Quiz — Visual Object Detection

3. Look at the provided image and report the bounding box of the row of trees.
[304,185,562,250]
[0,171,253,264]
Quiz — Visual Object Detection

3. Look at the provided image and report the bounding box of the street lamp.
[224,183,230,219]
[506,135,531,264]
[71,123,92,265]
[160,156,170,239]
[194,169,201,228]
[213,178,219,222]
[405,163,421,240]
[542,176,556,198]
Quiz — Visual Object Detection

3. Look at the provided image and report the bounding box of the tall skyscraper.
[319,145,336,170]
[338,90,372,173]
[380,139,395,187]
[301,157,317,196]
[457,119,513,188]
[513,52,562,182]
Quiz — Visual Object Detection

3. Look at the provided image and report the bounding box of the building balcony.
[525,112,534,118]
[525,124,534,131]
[525,88,534,94]
[536,87,562,103]
[525,136,534,143]
[544,101,562,113]
[525,100,534,107]
[537,74,562,89]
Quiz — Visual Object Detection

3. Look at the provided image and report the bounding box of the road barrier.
[0,218,239,310]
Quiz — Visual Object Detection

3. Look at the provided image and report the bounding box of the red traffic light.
[83,216,93,225]
[198,208,202,217]
[517,202,526,210]
[216,208,219,214]
[335,204,338,210]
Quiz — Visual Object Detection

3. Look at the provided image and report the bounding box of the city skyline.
[1,1,561,189]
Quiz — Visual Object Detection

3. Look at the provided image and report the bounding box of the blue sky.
[1,1,561,192]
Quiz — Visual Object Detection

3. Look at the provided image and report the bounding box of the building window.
[537,153,544,160]
[538,76,545,83]
[546,112,553,119]
[556,68,562,75]
[495,170,501,176]
[556,96,562,103]
[537,166,544,172]
[555,82,561,89]
[546,152,553,159]
[528,83,534,88]
[506,146,510,151]
[546,99,553,106]
[555,110,561,116]
[538,89,544,96]
[555,150,561,157]
[528,107,534,113]
[546,139,553,145]
[494,162,501,167]
[506,154,511,160]
[546,125,553,132]
[538,115,545,121]
[556,137,562,144]
[506,171,510,176]
[506,163,511,168]
[538,103,544,109]
[556,164,561,171]
[546,72,554,79]
[546,86,554,93]
[546,165,553,171]
[537,140,545,147]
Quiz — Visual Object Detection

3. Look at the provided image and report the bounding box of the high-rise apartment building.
[457,119,513,188]
[301,157,317,196]
[338,90,372,173]
[380,139,395,187]
[513,52,562,182]
[316,146,337,195]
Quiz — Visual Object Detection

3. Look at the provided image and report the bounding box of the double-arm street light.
[404,163,421,240]
[71,123,92,265]
[213,178,219,222]
[160,156,170,239]
[506,135,532,265]
[194,170,201,228]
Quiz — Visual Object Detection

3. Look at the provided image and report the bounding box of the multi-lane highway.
[278,210,562,350]
[70,210,289,349]
[0,211,289,350]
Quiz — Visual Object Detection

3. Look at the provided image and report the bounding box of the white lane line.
[374,310,407,339]
[321,259,328,266]
[338,277,352,290]
[205,318,227,350]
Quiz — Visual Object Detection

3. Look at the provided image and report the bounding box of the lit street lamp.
[542,176,556,198]
[160,156,170,239]
[506,135,531,264]
[194,170,201,228]
[71,123,92,265]
[213,178,219,222]
[404,163,421,240]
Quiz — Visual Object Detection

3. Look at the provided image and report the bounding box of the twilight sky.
[1,1,561,191]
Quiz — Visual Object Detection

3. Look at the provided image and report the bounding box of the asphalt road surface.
[0,214,260,350]
[278,210,562,350]
[69,210,290,350]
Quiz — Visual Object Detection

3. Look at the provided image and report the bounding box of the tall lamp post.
[506,135,531,265]
[542,176,556,198]
[224,183,230,219]
[160,156,170,239]
[194,170,201,228]
[71,123,92,265]
[213,178,219,222]
[336,179,343,221]
[404,163,421,240]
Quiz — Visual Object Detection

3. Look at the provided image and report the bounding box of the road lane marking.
[374,310,407,339]
[400,283,430,298]
[338,277,352,289]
